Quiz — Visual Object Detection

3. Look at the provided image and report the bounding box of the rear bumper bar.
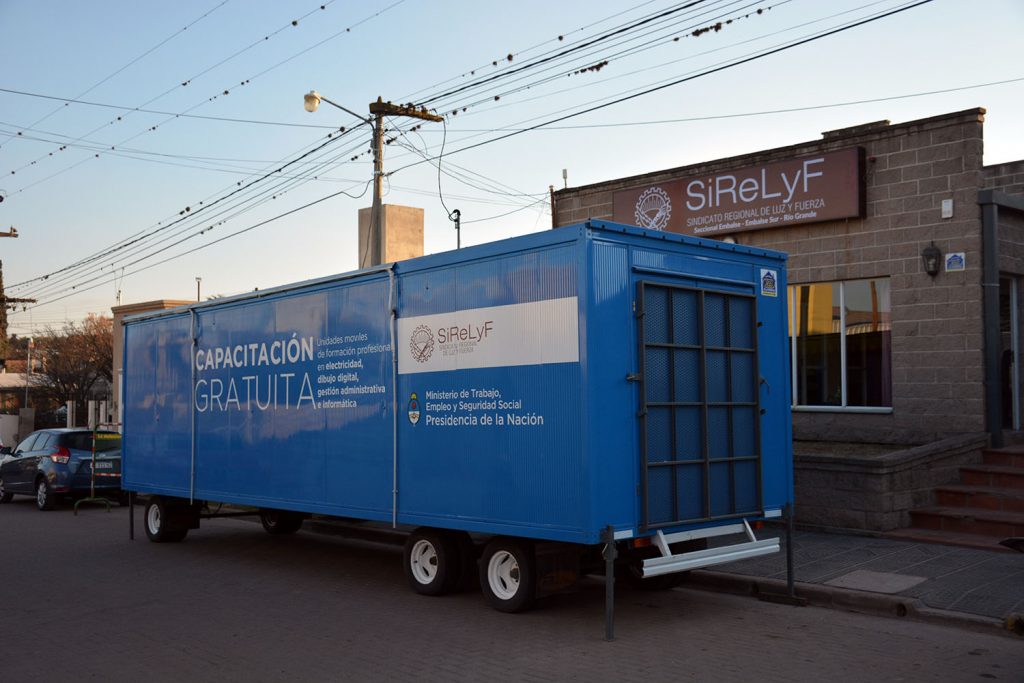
[642,519,780,577]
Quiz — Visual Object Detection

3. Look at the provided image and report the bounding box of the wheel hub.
[147,505,161,535]
[487,550,520,600]
[409,539,439,584]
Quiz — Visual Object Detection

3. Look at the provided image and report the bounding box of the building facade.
[553,108,1024,450]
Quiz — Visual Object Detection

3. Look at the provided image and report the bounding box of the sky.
[0,0,1021,336]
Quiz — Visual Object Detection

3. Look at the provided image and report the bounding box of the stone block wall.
[983,160,1024,195]
[793,434,986,531]
[553,109,991,444]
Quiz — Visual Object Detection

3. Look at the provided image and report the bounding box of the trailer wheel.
[403,528,461,596]
[479,538,536,613]
[144,497,187,543]
[259,509,304,535]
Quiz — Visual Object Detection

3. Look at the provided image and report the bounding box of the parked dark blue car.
[0,428,122,510]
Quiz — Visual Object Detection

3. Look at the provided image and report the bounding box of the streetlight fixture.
[303,90,442,268]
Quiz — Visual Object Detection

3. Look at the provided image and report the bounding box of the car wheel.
[144,498,187,543]
[403,528,461,596]
[0,477,13,503]
[36,477,56,511]
[259,509,304,535]
[479,537,536,613]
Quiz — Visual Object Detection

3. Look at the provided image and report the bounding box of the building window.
[788,278,892,409]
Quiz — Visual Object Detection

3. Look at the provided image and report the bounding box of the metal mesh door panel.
[639,282,763,529]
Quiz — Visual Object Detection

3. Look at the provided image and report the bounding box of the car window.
[62,432,122,453]
[15,433,40,453]
[37,433,57,450]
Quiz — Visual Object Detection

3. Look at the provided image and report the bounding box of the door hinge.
[626,373,641,382]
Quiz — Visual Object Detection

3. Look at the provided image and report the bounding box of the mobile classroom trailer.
[122,220,793,612]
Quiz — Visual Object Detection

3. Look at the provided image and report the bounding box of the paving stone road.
[0,499,1020,682]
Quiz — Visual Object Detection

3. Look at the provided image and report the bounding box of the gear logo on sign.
[634,186,671,231]
[409,324,434,363]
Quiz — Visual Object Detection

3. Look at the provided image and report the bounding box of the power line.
[23,179,374,310]
[417,0,710,106]
[0,0,232,149]
[2,0,406,196]
[15,122,374,301]
[0,89,340,129]
[388,0,936,176]
[10,0,940,313]
[9,126,367,292]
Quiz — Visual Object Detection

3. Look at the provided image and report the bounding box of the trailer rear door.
[637,281,762,531]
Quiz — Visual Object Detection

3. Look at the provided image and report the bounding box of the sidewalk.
[302,516,1024,635]
[691,528,1024,635]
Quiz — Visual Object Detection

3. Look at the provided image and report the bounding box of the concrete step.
[982,447,1024,468]
[882,527,1015,553]
[909,506,1024,538]
[935,484,1024,514]
[960,464,1024,490]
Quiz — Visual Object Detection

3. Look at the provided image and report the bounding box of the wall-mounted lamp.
[922,242,942,277]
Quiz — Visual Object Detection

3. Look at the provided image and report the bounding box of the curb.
[683,570,1019,638]
[290,517,1022,638]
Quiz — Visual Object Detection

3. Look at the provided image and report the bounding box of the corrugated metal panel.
[397,244,584,536]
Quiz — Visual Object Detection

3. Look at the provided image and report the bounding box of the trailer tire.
[144,497,188,543]
[479,538,536,613]
[404,528,461,596]
[259,509,304,535]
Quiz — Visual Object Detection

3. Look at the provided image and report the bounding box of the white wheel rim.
[409,539,439,585]
[36,481,46,507]
[147,505,161,535]
[487,550,520,601]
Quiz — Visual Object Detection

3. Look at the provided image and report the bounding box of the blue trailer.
[122,220,792,612]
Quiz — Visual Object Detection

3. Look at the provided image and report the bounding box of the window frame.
[789,278,893,414]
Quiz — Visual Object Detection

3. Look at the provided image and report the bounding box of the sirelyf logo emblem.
[409,324,435,363]
[635,186,672,231]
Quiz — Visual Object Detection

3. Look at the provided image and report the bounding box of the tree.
[29,315,113,418]
[81,314,114,382]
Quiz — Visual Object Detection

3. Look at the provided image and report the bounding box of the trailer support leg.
[758,503,806,606]
[602,525,617,642]
[129,491,135,541]
[785,502,795,597]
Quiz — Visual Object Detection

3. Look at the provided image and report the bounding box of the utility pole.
[367,98,443,267]
[0,259,35,310]
[305,92,442,267]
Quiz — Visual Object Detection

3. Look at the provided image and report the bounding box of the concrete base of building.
[794,433,989,531]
